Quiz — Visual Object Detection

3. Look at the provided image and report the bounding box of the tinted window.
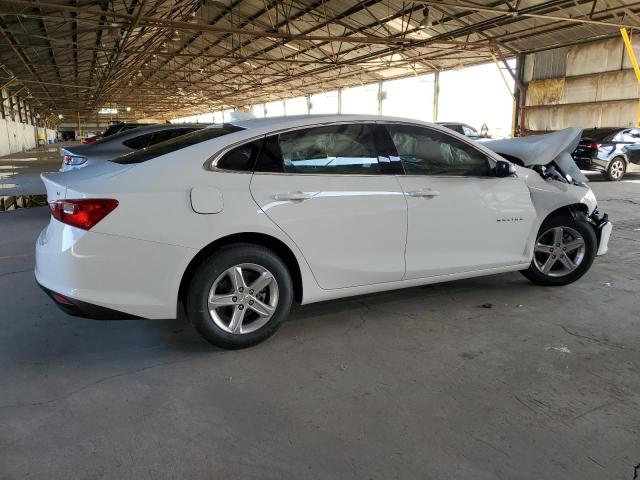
[254,135,284,173]
[440,124,464,134]
[149,127,200,146]
[581,128,619,143]
[387,124,491,176]
[123,133,152,150]
[620,129,640,143]
[217,139,263,171]
[462,125,478,137]
[112,124,244,164]
[277,124,386,174]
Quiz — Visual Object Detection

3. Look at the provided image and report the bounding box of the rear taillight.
[586,142,601,150]
[63,154,87,165]
[49,199,118,230]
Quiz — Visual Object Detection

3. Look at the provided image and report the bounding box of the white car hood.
[483,128,587,184]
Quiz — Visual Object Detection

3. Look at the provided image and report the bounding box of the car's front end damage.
[484,128,613,256]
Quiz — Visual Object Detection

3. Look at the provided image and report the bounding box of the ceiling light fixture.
[419,7,432,29]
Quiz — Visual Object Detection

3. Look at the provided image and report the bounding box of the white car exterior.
[35,115,612,348]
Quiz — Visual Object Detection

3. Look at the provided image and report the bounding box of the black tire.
[520,214,597,286]
[187,244,293,349]
[604,157,626,181]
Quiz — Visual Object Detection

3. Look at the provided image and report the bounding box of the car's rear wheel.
[520,215,596,286]
[187,244,293,349]
[604,157,626,181]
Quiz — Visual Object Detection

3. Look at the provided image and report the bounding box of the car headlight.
[63,155,88,166]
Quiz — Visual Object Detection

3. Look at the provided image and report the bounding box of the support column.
[620,28,640,127]
[337,88,342,114]
[432,71,440,122]
[514,54,527,136]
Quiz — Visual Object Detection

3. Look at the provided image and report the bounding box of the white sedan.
[36,115,612,348]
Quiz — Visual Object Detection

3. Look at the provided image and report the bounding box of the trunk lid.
[41,161,133,201]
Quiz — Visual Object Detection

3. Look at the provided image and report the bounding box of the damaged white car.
[35,115,612,348]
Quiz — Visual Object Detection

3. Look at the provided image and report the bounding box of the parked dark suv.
[572,127,640,181]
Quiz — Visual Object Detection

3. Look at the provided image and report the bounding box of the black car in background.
[572,127,640,181]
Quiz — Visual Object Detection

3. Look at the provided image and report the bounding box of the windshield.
[111,124,245,164]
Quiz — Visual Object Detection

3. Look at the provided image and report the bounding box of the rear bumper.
[38,282,141,319]
[35,219,196,319]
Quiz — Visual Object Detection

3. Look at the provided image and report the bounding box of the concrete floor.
[0,172,639,479]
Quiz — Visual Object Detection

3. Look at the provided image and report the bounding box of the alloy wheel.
[609,159,624,180]
[207,263,279,334]
[533,226,586,277]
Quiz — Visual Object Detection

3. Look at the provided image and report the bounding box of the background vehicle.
[79,123,156,145]
[571,127,640,180]
[60,123,204,171]
[37,116,610,349]
[437,122,490,140]
[102,122,157,138]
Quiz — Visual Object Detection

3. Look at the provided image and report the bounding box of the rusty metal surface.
[0,0,638,123]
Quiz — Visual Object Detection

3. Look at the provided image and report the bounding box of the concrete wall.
[0,118,57,156]
[523,36,640,131]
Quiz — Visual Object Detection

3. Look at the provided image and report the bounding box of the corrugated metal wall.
[523,37,640,131]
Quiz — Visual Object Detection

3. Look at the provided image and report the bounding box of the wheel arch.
[544,203,590,222]
[177,232,304,313]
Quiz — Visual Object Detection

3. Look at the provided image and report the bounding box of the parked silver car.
[572,127,640,181]
[437,122,489,141]
[60,123,205,171]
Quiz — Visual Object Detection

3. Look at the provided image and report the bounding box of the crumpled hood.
[483,127,587,184]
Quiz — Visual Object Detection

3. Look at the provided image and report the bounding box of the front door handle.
[407,189,440,198]
[273,191,313,202]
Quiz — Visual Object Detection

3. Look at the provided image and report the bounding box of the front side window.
[276,124,387,175]
[386,124,491,176]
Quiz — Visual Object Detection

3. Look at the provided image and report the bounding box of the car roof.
[228,114,442,132]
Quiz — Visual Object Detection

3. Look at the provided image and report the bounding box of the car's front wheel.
[520,215,597,286]
[604,157,626,181]
[187,244,293,349]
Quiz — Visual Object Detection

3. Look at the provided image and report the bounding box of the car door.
[385,123,537,279]
[250,122,407,289]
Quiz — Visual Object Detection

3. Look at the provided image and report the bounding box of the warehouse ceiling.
[0,0,639,122]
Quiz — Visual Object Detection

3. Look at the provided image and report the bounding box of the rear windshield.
[111,124,245,164]
[581,128,619,142]
[94,126,146,145]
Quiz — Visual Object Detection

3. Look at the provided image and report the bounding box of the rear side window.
[123,133,153,150]
[113,124,244,164]
[387,124,491,176]
[254,124,400,175]
[216,139,263,171]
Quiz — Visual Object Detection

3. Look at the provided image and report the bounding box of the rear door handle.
[273,191,313,202]
[407,189,440,198]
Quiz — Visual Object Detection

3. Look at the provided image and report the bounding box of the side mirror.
[494,160,516,177]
